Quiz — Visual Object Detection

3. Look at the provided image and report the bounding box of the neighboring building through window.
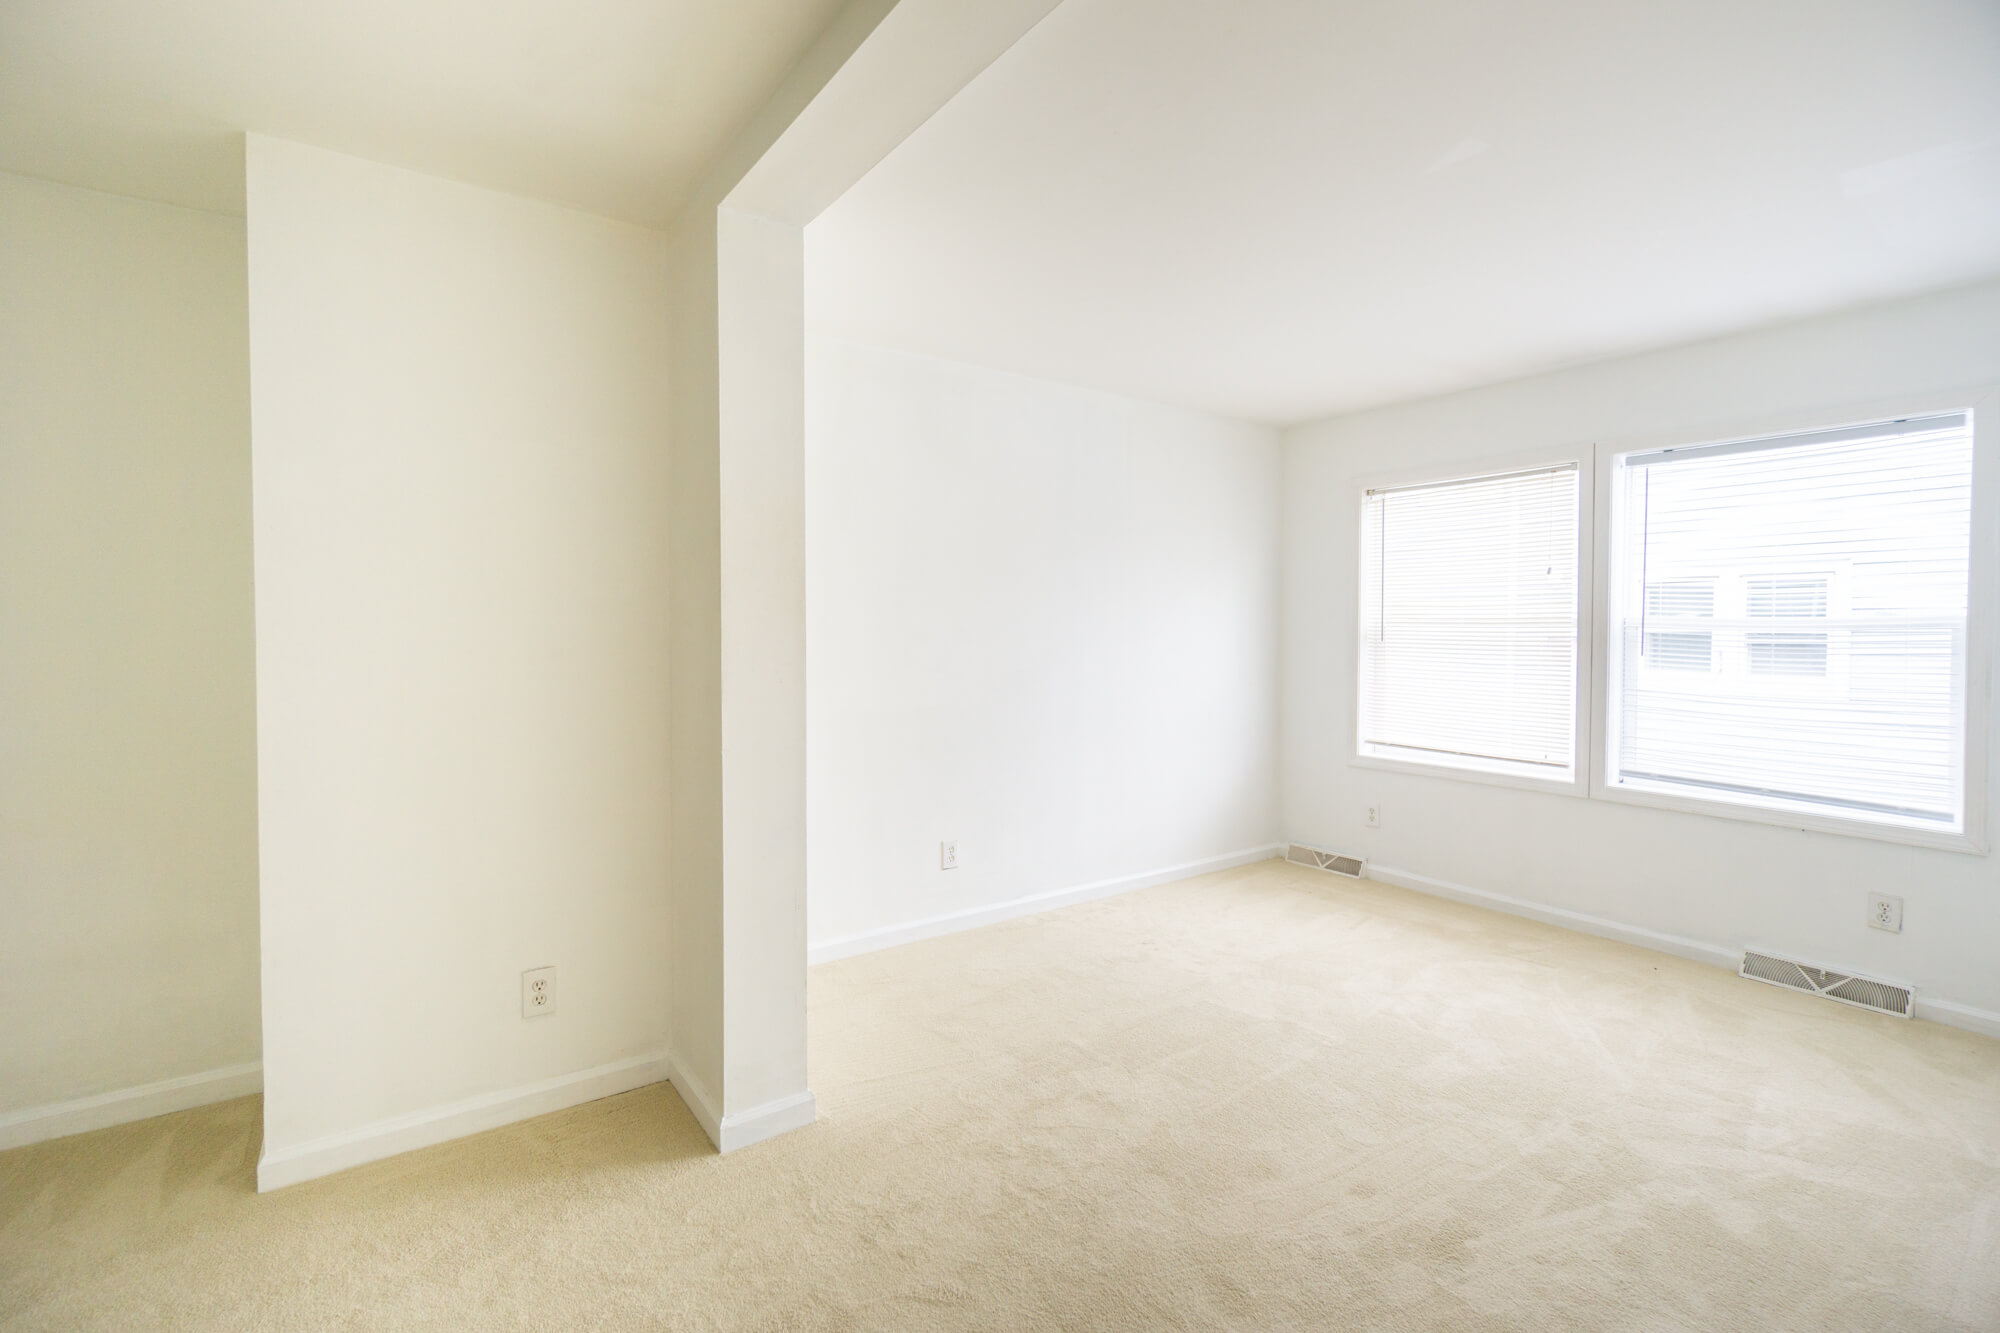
[1744,576,1829,676]
[1643,579,1715,670]
[1606,412,1974,835]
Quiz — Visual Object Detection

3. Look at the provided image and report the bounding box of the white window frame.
[1587,388,1995,855]
[1350,447,1594,799]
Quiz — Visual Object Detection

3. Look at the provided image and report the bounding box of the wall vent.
[1286,843,1364,878]
[1740,951,1912,1019]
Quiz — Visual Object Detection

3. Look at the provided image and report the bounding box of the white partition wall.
[245,0,1066,1180]
[660,203,818,1148]
[661,0,1063,1149]
[246,137,677,1187]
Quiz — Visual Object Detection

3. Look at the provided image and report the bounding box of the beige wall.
[245,138,675,1180]
[663,201,816,1146]
[665,209,725,1128]
[0,172,260,1113]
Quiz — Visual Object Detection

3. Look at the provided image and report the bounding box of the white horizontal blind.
[1608,413,1973,830]
[1359,465,1579,778]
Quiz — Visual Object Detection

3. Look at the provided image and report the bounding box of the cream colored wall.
[0,172,260,1113]
[665,210,727,1129]
[657,0,1062,1151]
[245,137,675,1171]
[663,201,816,1141]
[715,208,812,1122]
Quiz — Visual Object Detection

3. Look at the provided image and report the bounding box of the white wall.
[0,172,260,1118]
[714,207,812,1127]
[806,337,1282,954]
[665,209,727,1131]
[662,202,818,1147]
[1284,280,2000,1024]
[245,137,675,1182]
[658,0,1064,1153]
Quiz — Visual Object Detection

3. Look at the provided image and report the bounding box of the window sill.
[1593,776,1987,855]
[1351,750,1585,798]
[1346,750,1988,853]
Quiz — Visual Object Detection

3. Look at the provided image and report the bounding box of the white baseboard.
[1364,863,1740,971]
[1914,995,2000,1041]
[664,1049,722,1146]
[256,1048,671,1191]
[0,1060,263,1152]
[720,1089,817,1152]
[664,1049,816,1153]
[808,842,1287,966]
[1362,862,2000,1043]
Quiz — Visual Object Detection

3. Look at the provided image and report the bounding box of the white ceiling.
[808,0,2000,425]
[0,0,847,223]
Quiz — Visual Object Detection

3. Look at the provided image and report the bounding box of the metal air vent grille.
[1286,844,1364,877]
[1740,951,1912,1018]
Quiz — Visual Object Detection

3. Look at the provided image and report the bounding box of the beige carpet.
[4,860,1998,1330]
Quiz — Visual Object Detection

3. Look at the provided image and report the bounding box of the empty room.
[4,0,1998,1327]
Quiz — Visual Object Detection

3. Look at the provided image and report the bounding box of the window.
[1358,463,1580,782]
[1605,412,1975,836]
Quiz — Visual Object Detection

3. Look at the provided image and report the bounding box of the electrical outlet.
[1365,804,1381,829]
[521,966,556,1017]
[940,840,957,870]
[1867,893,1903,934]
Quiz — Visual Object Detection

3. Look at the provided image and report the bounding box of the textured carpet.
[4,859,1998,1330]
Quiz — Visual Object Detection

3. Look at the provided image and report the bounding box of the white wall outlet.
[1364,804,1381,829]
[940,840,957,870]
[521,966,556,1017]
[1867,893,1903,933]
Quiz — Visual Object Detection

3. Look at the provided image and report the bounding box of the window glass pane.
[1647,632,1715,670]
[1608,413,1973,830]
[1359,465,1579,779]
[1644,579,1714,669]
[1747,632,1829,676]
[1746,576,1828,619]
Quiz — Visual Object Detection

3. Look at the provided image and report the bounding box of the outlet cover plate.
[522,966,557,1017]
[940,841,957,870]
[1867,894,1903,933]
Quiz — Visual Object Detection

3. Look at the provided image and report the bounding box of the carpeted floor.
[4,859,1998,1330]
